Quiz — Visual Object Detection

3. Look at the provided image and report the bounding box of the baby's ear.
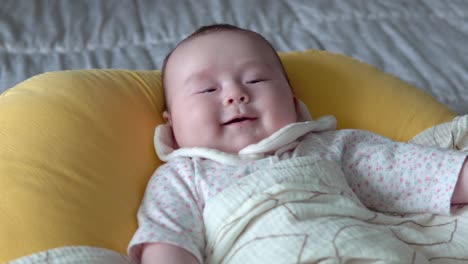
[294,96,313,122]
[293,95,299,120]
[162,111,173,126]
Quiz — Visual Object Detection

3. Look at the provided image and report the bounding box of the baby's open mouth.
[222,117,257,126]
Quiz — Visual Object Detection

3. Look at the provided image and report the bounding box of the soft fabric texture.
[0,50,457,262]
[203,157,468,263]
[9,246,136,264]
[410,115,468,152]
[129,119,466,263]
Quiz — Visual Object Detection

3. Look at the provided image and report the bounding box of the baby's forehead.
[178,30,275,57]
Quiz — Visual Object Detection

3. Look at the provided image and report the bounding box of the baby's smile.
[222,116,258,126]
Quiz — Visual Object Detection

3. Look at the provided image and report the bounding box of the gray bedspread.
[1,0,467,114]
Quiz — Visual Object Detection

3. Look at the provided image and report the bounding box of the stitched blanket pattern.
[203,157,468,264]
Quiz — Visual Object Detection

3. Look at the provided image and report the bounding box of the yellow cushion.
[0,70,164,261]
[0,50,455,262]
[280,50,455,141]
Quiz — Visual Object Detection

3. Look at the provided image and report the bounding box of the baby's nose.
[224,95,249,105]
[223,88,250,106]
[224,94,250,106]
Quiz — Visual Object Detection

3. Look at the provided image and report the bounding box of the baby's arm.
[337,130,467,214]
[142,243,198,264]
[452,158,468,204]
[127,160,205,263]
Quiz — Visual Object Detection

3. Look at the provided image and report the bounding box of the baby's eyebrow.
[239,61,273,71]
[183,69,212,86]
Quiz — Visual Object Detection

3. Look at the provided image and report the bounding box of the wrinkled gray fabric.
[1,0,467,113]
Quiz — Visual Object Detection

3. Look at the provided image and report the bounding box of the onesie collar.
[154,101,336,165]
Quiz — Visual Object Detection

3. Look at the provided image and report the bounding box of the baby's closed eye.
[246,79,267,84]
[200,87,217,93]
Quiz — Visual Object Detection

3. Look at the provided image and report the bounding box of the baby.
[128,24,468,263]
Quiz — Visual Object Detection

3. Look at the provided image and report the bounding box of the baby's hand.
[452,158,468,204]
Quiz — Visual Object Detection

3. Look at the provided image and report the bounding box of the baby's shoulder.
[151,157,195,178]
[160,156,194,169]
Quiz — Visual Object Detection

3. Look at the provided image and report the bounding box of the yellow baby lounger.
[1,50,465,263]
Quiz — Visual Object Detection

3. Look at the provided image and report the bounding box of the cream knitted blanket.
[203,157,468,263]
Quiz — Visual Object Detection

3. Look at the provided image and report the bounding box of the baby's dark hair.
[161,23,290,111]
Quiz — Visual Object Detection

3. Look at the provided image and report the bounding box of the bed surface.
[1,0,467,114]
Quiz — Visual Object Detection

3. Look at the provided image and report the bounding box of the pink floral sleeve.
[338,130,467,215]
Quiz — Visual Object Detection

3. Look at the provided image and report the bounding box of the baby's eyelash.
[201,88,216,93]
[246,79,265,84]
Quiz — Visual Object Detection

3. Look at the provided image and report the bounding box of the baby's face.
[163,30,297,153]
